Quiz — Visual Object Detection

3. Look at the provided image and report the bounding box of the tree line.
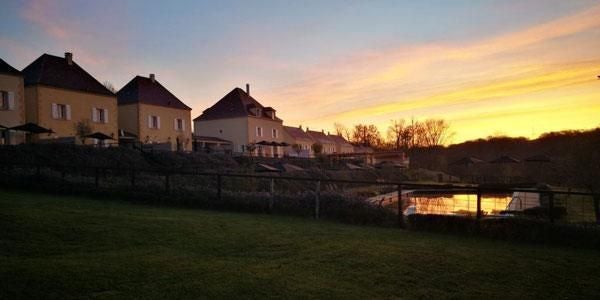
[334,118,454,150]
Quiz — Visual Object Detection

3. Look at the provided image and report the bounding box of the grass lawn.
[1,189,599,299]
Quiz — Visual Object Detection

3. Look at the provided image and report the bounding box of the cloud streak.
[262,3,600,142]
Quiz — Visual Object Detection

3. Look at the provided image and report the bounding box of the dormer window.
[264,107,276,119]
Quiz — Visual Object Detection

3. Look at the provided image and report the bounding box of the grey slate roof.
[117,76,191,110]
[0,58,21,76]
[22,54,113,96]
[194,87,282,122]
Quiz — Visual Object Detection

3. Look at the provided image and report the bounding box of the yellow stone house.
[22,53,117,144]
[0,58,25,144]
[193,85,285,157]
[117,74,192,151]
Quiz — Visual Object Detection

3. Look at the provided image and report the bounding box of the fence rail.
[2,161,599,227]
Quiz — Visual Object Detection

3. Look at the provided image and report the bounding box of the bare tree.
[311,143,323,155]
[352,124,382,147]
[420,118,454,147]
[333,122,351,140]
[387,119,406,150]
[103,81,117,93]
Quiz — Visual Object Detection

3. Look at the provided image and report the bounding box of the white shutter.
[103,109,109,123]
[174,119,178,130]
[92,108,98,122]
[157,116,161,129]
[7,92,15,110]
[182,119,186,131]
[148,115,152,128]
[66,105,71,120]
[51,103,58,119]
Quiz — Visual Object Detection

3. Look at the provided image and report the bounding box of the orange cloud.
[265,4,600,143]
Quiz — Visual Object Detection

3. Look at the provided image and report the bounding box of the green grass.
[1,189,599,299]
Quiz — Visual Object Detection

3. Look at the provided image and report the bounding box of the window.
[92,108,108,123]
[148,115,160,129]
[256,126,262,137]
[52,103,70,120]
[272,128,278,138]
[0,91,15,110]
[174,118,185,131]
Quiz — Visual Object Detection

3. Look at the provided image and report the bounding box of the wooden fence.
[2,162,599,227]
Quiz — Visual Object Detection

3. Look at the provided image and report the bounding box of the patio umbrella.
[489,155,520,164]
[118,129,137,139]
[0,124,6,129]
[255,140,271,145]
[85,132,113,140]
[279,142,290,146]
[9,123,53,134]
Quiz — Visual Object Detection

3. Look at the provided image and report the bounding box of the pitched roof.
[283,126,313,142]
[0,58,21,76]
[194,87,282,122]
[307,130,335,144]
[116,76,191,110]
[327,134,352,146]
[22,54,113,96]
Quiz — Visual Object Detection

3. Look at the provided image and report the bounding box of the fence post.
[594,194,600,225]
[476,188,482,221]
[548,192,555,224]
[217,174,222,201]
[94,167,99,188]
[269,178,275,214]
[165,172,170,193]
[315,180,321,219]
[397,184,404,228]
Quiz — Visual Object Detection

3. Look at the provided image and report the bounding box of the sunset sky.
[1,0,599,143]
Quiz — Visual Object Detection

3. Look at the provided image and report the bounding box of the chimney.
[149,74,156,83]
[246,83,250,95]
[65,52,73,65]
[299,125,303,130]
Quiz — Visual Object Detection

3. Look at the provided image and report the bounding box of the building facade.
[306,129,337,155]
[0,59,25,144]
[283,125,314,158]
[193,85,285,157]
[328,134,354,154]
[22,53,117,144]
[117,74,192,151]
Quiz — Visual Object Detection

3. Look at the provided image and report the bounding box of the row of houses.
[192,84,357,158]
[0,53,191,151]
[0,52,361,157]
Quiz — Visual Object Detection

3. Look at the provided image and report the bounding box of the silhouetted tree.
[420,119,454,147]
[352,124,381,147]
[334,122,351,141]
[311,143,323,155]
[103,81,117,93]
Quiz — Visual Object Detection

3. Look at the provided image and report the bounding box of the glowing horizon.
[1,0,599,144]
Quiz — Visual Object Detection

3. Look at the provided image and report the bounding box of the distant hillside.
[409,127,600,189]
